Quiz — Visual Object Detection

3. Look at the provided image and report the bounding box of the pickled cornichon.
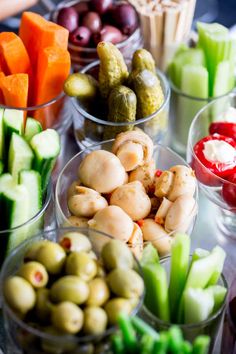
[97,42,129,99]
[132,49,156,73]
[63,73,98,101]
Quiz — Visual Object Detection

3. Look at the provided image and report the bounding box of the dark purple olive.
[74,2,90,15]
[111,4,138,35]
[90,0,113,15]
[82,12,102,34]
[93,25,123,45]
[57,7,79,33]
[69,26,91,46]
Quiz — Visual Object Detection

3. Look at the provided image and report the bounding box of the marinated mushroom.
[67,180,81,199]
[66,216,89,228]
[112,129,154,171]
[140,218,173,256]
[154,198,173,225]
[88,205,134,243]
[165,195,197,233]
[110,181,151,220]
[129,159,156,193]
[68,186,108,218]
[78,150,128,193]
[154,170,174,198]
[128,223,143,260]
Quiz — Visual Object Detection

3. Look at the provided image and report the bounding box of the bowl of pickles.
[0,227,144,354]
[64,42,170,149]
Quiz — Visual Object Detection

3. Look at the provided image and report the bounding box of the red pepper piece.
[155,169,163,177]
[192,134,236,186]
[222,173,236,209]
[136,219,144,228]
[209,122,236,141]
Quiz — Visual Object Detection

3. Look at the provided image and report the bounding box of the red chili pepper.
[192,134,236,186]
[136,219,144,228]
[222,173,236,209]
[155,169,163,177]
[209,122,236,141]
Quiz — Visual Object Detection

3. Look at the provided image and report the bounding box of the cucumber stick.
[3,109,24,161]
[19,170,42,219]
[24,118,42,142]
[8,133,34,182]
[0,109,4,160]
[30,129,60,193]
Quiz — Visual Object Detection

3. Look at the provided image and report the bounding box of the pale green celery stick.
[170,48,206,88]
[207,246,226,286]
[141,243,159,267]
[183,288,214,324]
[191,249,210,265]
[192,336,210,354]
[206,285,227,313]
[212,61,231,97]
[175,65,208,149]
[142,262,170,322]
[169,233,190,322]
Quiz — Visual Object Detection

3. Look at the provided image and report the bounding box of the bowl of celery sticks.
[140,233,227,350]
[0,108,60,265]
[168,22,236,155]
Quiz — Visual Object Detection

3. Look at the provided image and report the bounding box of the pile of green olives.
[4,232,144,338]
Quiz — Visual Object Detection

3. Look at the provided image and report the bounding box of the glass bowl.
[187,92,236,239]
[71,61,170,149]
[0,227,144,354]
[55,141,198,257]
[0,180,54,268]
[140,255,227,351]
[51,0,143,71]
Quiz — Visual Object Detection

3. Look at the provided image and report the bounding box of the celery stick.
[142,262,170,322]
[131,316,159,339]
[141,243,159,266]
[118,313,136,352]
[213,61,231,97]
[207,246,226,286]
[191,249,210,264]
[0,161,3,175]
[169,233,190,322]
[183,288,214,324]
[206,285,227,313]
[192,336,210,354]
[140,334,154,354]
[168,326,184,353]
[181,65,209,98]
[111,335,124,354]
[181,341,192,354]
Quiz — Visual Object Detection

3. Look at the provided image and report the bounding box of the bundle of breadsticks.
[129,0,196,71]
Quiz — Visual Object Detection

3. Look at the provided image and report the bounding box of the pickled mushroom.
[129,159,155,192]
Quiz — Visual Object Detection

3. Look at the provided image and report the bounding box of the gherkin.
[132,48,156,73]
[63,73,98,100]
[97,42,129,99]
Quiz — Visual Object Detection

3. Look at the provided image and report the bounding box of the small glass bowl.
[0,180,54,268]
[55,141,198,256]
[140,255,228,351]
[187,92,236,239]
[0,227,144,354]
[71,61,170,149]
[51,0,143,71]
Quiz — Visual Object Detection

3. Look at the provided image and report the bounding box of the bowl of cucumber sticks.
[0,108,61,266]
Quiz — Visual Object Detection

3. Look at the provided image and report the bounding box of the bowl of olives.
[0,227,144,354]
[52,0,143,69]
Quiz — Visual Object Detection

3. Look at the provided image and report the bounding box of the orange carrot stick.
[1,73,29,108]
[0,32,31,75]
[0,72,5,104]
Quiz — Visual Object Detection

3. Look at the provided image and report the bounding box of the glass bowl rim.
[142,254,228,329]
[0,226,144,344]
[71,60,170,126]
[55,140,198,237]
[0,179,52,235]
[188,90,236,187]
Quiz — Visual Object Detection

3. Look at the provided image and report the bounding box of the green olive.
[86,278,110,307]
[24,240,48,261]
[59,232,92,253]
[104,298,132,325]
[35,241,66,274]
[96,263,106,278]
[83,307,107,335]
[4,276,36,314]
[65,252,97,282]
[50,276,89,305]
[107,268,144,298]
[35,288,54,322]
[51,302,84,334]
[101,239,134,270]
[17,261,48,288]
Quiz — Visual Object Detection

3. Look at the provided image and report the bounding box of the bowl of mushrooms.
[55,129,198,258]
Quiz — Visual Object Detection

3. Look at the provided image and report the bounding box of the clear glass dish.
[0,227,144,354]
[187,92,236,239]
[71,61,170,149]
[55,141,198,257]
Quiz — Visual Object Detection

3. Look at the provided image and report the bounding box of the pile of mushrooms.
[67,129,197,257]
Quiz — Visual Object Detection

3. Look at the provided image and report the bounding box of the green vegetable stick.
[168,326,184,353]
[142,262,170,322]
[192,335,210,354]
[207,246,226,286]
[181,341,192,354]
[205,285,227,313]
[118,313,136,352]
[131,316,159,339]
[169,233,190,322]
[153,332,169,354]
[140,334,154,354]
[111,334,125,354]
[141,243,159,267]
[191,249,210,265]
[0,161,3,175]
[183,288,214,324]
